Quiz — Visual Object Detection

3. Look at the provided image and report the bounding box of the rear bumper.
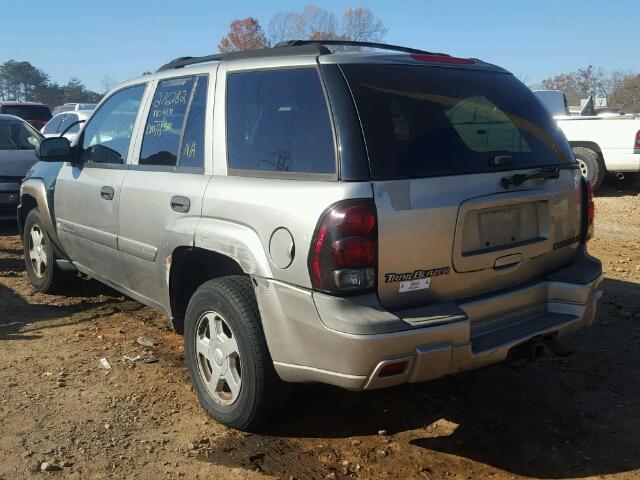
[256,247,603,390]
[601,149,640,172]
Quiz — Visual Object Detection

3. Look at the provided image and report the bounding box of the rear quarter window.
[341,64,573,180]
[226,67,336,176]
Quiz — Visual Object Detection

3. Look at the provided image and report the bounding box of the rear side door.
[341,64,582,310]
[117,73,213,309]
[54,84,147,285]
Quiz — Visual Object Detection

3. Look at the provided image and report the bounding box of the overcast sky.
[0,0,636,92]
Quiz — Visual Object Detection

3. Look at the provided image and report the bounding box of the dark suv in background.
[0,101,52,130]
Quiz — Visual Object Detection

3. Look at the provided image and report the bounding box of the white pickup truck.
[534,90,640,188]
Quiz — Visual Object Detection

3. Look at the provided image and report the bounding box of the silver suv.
[19,40,603,430]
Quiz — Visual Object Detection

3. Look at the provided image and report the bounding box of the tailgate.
[374,170,582,309]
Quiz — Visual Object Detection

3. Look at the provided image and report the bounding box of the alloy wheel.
[194,311,242,406]
[28,225,47,279]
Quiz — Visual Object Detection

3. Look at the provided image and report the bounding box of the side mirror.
[36,137,72,162]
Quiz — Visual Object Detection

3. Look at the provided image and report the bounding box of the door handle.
[100,186,114,200]
[170,196,190,213]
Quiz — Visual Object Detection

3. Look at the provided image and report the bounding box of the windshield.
[0,105,51,121]
[341,65,573,180]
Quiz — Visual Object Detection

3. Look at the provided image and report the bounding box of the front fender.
[193,218,273,278]
[20,178,66,256]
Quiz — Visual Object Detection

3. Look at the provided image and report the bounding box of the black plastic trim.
[320,64,370,181]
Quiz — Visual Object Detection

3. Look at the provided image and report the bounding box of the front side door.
[54,84,147,285]
[117,73,213,309]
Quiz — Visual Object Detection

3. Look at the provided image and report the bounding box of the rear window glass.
[226,68,335,175]
[0,105,51,121]
[341,65,573,180]
[59,113,80,134]
[43,115,64,134]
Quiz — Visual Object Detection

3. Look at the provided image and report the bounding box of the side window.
[81,85,145,164]
[179,76,208,168]
[226,68,336,175]
[139,76,195,166]
[43,115,64,135]
[59,114,79,135]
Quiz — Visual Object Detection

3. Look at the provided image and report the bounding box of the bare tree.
[573,65,609,98]
[219,17,269,52]
[341,7,387,43]
[268,6,339,44]
[609,71,640,112]
[541,73,581,105]
[100,74,117,94]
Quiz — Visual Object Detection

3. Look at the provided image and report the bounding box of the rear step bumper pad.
[254,252,603,391]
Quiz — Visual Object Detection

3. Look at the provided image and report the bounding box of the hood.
[0,150,38,179]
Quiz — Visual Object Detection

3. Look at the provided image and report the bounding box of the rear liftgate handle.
[170,195,190,213]
[493,253,523,269]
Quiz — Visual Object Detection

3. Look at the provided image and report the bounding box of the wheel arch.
[19,178,67,256]
[168,247,250,334]
[570,142,605,164]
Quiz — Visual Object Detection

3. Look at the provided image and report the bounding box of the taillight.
[635,130,640,150]
[581,178,595,242]
[308,200,377,293]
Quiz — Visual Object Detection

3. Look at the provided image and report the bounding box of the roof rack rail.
[157,44,331,71]
[274,39,450,57]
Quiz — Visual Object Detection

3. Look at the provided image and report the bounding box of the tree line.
[540,65,639,112]
[0,60,102,107]
[218,5,387,52]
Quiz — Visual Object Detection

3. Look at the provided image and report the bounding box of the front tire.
[184,276,286,431]
[22,208,73,293]
[573,146,605,190]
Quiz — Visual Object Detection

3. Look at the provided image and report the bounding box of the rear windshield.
[0,105,52,121]
[341,65,573,180]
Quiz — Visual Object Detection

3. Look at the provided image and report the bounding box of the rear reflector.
[635,130,640,149]
[379,361,408,377]
[410,54,475,65]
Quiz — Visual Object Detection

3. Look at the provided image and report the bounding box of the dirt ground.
[1,179,639,480]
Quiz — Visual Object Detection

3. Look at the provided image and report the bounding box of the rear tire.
[22,208,73,293]
[184,275,286,431]
[573,146,605,190]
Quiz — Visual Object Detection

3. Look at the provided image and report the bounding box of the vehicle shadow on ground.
[0,283,142,341]
[0,220,142,340]
[206,277,640,479]
[596,175,640,198]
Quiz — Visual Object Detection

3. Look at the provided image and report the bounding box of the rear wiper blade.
[500,166,560,189]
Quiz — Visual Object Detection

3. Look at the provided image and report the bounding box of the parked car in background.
[41,110,92,143]
[0,102,52,130]
[51,103,97,116]
[20,41,602,430]
[534,89,640,188]
[0,114,41,220]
